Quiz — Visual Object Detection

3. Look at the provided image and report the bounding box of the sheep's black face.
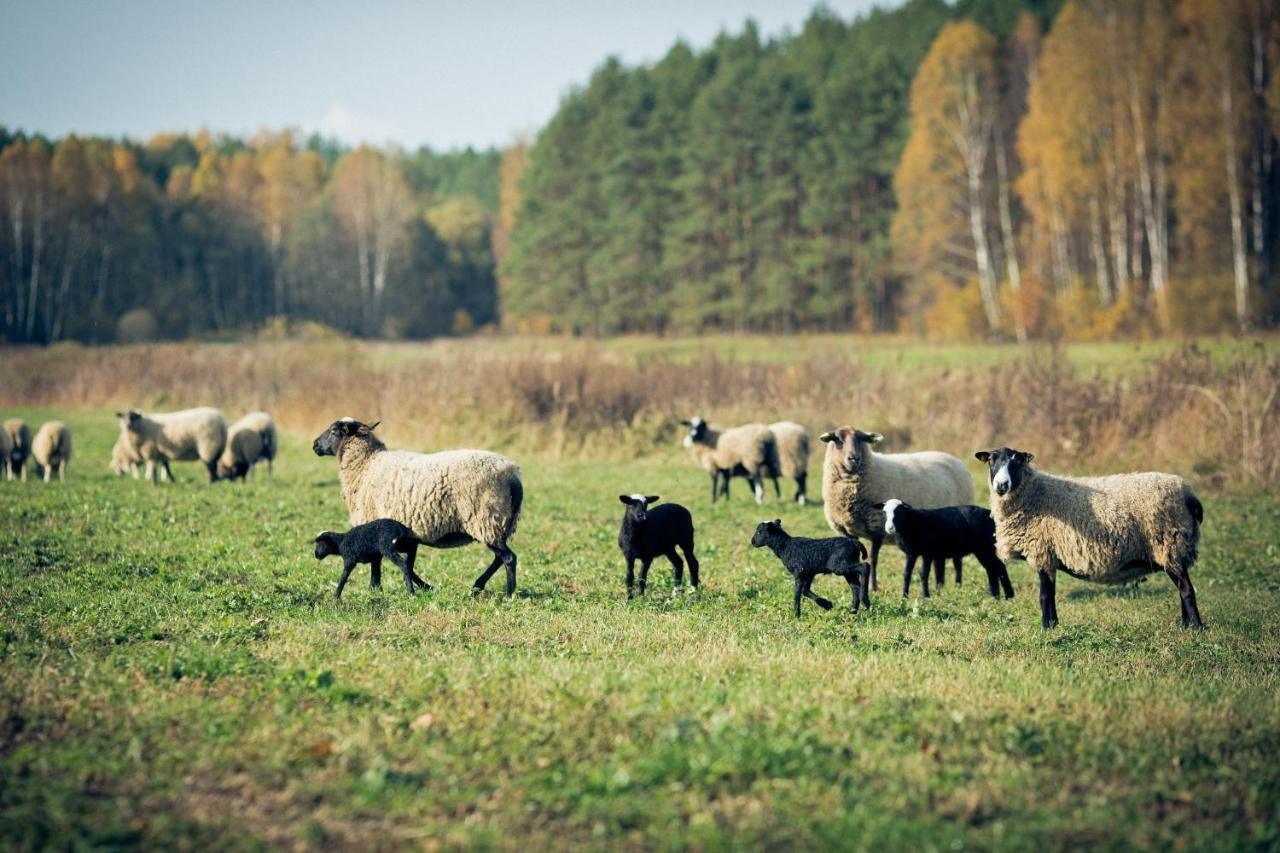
[314,533,338,560]
[681,417,708,448]
[620,494,658,523]
[313,418,364,456]
[750,519,783,547]
[976,448,1034,498]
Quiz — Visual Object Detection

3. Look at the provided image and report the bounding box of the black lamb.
[874,500,1015,600]
[750,519,871,618]
[314,518,432,599]
[618,494,700,598]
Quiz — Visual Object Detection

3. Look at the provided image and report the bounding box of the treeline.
[502,0,1280,337]
[0,128,500,343]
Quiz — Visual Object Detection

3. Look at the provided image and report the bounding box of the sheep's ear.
[679,419,691,426]
[619,495,633,505]
[871,502,884,510]
[773,518,782,526]
[368,421,380,431]
[819,431,839,445]
[114,410,124,419]
[1021,452,1035,463]
[645,495,660,504]
[867,432,884,444]
[975,451,991,462]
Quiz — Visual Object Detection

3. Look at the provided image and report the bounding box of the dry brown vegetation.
[3,339,1277,489]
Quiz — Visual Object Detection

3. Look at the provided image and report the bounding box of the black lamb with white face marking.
[749,520,871,618]
[618,495,700,598]
[874,500,1015,601]
[314,518,431,599]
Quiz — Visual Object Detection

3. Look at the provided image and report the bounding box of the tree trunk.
[995,140,1026,342]
[1089,195,1113,306]
[1223,73,1251,329]
[24,190,43,340]
[1249,0,1271,314]
[1131,75,1168,324]
[7,194,23,335]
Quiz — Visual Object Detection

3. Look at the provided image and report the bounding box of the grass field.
[2,405,1279,850]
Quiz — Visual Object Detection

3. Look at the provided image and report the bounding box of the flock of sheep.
[3,406,1207,630]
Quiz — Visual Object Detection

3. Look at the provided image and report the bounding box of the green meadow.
[1,406,1278,850]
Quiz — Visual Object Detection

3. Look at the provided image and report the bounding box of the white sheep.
[820,426,973,590]
[680,416,776,505]
[976,447,1205,629]
[767,421,811,505]
[117,407,228,484]
[216,411,278,481]
[31,421,72,482]
[4,418,31,481]
[111,432,141,479]
[312,418,524,597]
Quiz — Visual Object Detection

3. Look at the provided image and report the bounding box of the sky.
[2,0,895,152]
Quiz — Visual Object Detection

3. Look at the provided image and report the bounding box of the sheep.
[111,432,140,478]
[680,416,776,505]
[31,421,72,482]
[766,421,811,505]
[975,447,1205,629]
[874,499,1014,600]
[0,427,9,481]
[617,494,700,598]
[117,407,228,484]
[749,519,870,618]
[3,418,30,481]
[314,519,432,599]
[820,426,974,592]
[312,418,523,597]
[216,411,278,481]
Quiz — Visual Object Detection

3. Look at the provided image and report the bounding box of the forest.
[2,0,1278,343]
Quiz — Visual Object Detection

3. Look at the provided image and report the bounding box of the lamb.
[117,407,228,483]
[617,494,700,598]
[749,519,871,618]
[312,418,524,597]
[216,411,278,481]
[31,421,72,482]
[680,416,776,505]
[4,418,30,481]
[820,426,974,592]
[766,421,811,505]
[976,447,1205,629]
[874,500,1014,600]
[314,519,432,599]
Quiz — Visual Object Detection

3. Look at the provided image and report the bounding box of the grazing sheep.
[617,494,700,598]
[216,411,278,481]
[875,500,1014,600]
[117,407,228,484]
[314,519,432,599]
[976,447,1205,629]
[750,519,870,618]
[31,421,72,482]
[681,416,776,505]
[3,418,31,481]
[820,426,974,592]
[766,421,811,505]
[312,418,523,597]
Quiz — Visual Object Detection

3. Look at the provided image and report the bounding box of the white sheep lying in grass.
[976,447,1205,629]
[681,416,776,505]
[117,407,228,484]
[216,411,277,481]
[312,418,524,597]
[820,426,973,590]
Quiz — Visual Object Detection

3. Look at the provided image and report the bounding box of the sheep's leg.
[335,559,357,599]
[500,547,518,598]
[920,556,931,598]
[709,471,719,504]
[977,551,1013,599]
[801,574,834,611]
[795,473,807,506]
[637,558,653,597]
[869,536,882,591]
[771,477,781,500]
[42,464,51,483]
[473,548,504,593]
[953,557,962,585]
[902,554,916,598]
[681,541,700,589]
[58,461,66,481]
[667,549,684,591]
[162,460,173,482]
[752,473,764,505]
[383,549,418,595]
[1037,567,1058,628]
[719,471,730,499]
[402,543,431,590]
[933,557,945,588]
[626,557,637,599]
[1165,565,1205,629]
[369,554,383,590]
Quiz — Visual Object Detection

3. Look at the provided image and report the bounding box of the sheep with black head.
[750,519,871,618]
[617,494,700,598]
[314,518,432,599]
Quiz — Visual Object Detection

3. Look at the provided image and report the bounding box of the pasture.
[2,398,1278,850]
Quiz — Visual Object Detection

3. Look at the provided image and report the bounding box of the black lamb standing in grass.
[618,495,699,598]
[314,518,433,599]
[750,519,871,618]
[874,500,1015,600]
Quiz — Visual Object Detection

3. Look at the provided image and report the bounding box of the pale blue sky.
[2,0,894,151]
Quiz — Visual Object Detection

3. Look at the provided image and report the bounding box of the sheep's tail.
[505,477,524,540]
[1185,489,1204,526]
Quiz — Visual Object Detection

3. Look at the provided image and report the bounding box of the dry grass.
[2,337,1277,488]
